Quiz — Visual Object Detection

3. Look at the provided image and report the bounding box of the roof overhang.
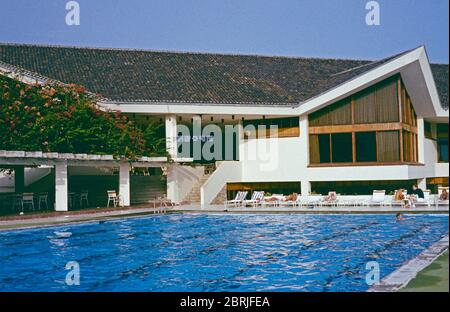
[98,47,448,120]
[2,46,448,121]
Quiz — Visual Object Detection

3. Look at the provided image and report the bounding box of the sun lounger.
[317,192,338,208]
[414,190,432,208]
[300,195,323,208]
[391,190,408,208]
[277,194,302,207]
[364,190,388,207]
[224,191,248,208]
[261,194,284,207]
[243,191,265,208]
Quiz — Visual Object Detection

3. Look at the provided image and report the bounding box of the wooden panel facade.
[308,75,419,165]
[243,117,300,139]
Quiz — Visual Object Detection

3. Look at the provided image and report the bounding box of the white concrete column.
[166,166,177,204]
[119,161,131,207]
[55,161,68,212]
[301,180,311,196]
[418,178,427,190]
[165,115,178,158]
[192,115,202,161]
[417,117,425,163]
[299,115,310,167]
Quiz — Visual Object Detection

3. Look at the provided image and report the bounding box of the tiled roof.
[0,43,447,108]
[430,63,449,109]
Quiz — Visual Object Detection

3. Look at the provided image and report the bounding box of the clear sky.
[1,0,448,63]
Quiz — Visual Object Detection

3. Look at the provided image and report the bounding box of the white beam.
[417,118,425,163]
[54,161,68,212]
[119,161,131,207]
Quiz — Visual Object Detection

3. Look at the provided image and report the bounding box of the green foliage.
[0,75,167,159]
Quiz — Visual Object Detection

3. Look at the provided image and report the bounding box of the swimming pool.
[0,213,448,292]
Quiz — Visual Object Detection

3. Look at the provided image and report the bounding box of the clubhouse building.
[0,43,448,210]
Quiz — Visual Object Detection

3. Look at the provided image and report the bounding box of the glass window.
[331,133,353,163]
[438,139,449,162]
[318,134,331,163]
[356,132,377,162]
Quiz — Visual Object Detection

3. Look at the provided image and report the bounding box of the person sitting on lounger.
[283,193,298,202]
[323,192,337,202]
[395,189,410,208]
[394,189,405,201]
[410,184,425,204]
[440,189,449,201]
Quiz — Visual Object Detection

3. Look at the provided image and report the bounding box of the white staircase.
[183,174,211,204]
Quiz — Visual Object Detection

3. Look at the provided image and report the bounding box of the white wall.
[166,165,205,204]
[201,161,241,206]
[236,117,447,193]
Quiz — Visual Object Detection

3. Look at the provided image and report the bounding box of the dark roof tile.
[0,43,447,108]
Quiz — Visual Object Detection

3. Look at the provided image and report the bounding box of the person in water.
[396,213,404,221]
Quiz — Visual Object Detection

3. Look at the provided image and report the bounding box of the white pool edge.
[368,235,449,292]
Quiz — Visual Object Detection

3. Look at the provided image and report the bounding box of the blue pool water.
[0,214,448,292]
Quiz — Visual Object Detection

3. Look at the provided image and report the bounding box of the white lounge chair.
[391,190,408,208]
[107,190,120,208]
[318,192,338,208]
[243,191,265,208]
[414,189,432,208]
[364,190,388,207]
[277,194,303,207]
[301,195,323,208]
[261,194,284,207]
[224,191,248,208]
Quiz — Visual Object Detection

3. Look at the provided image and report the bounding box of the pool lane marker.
[368,235,449,292]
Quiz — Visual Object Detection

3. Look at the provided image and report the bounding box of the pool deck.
[369,235,449,292]
[0,203,448,231]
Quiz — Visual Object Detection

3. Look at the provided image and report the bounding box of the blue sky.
[1,0,448,63]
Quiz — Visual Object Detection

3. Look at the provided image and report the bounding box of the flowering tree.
[0,75,166,159]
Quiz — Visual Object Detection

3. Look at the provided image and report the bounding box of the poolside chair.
[79,190,89,208]
[22,193,35,212]
[261,194,284,208]
[243,191,265,208]
[300,195,323,208]
[107,190,119,208]
[436,187,449,208]
[224,191,248,208]
[38,192,49,211]
[277,194,302,208]
[364,190,388,207]
[318,192,338,208]
[391,190,408,208]
[414,190,432,208]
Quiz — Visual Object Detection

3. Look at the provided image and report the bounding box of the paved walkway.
[0,206,169,231]
[176,204,449,214]
[0,203,447,231]
[370,236,449,292]
[401,251,449,292]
